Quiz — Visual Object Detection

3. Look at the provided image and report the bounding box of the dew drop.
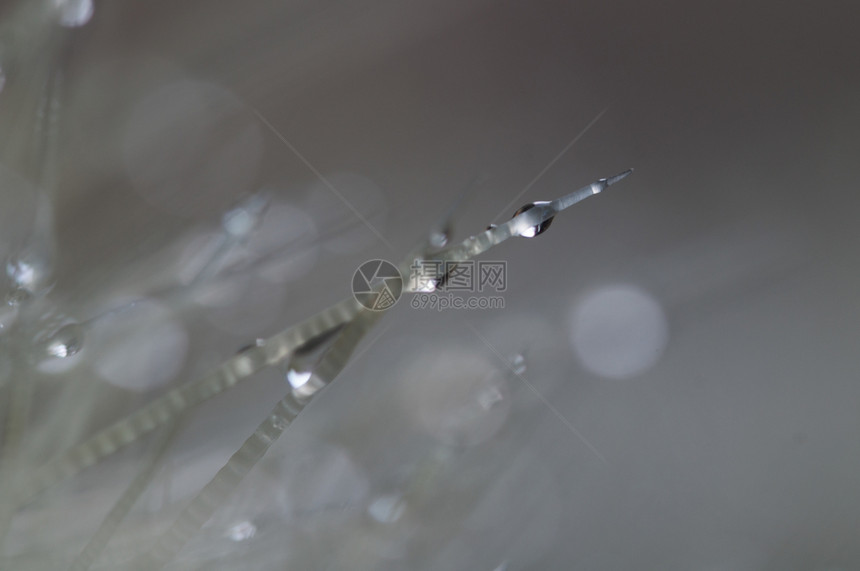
[367,493,405,524]
[512,202,553,238]
[402,350,511,447]
[222,194,269,239]
[225,520,256,542]
[429,228,449,249]
[5,288,32,307]
[44,322,84,358]
[286,368,312,390]
[6,258,37,290]
[477,385,504,411]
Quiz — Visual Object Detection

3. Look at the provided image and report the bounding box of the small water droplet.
[5,288,32,307]
[44,322,84,358]
[225,520,256,542]
[512,202,553,238]
[429,229,449,248]
[477,386,504,410]
[222,194,269,239]
[7,258,37,290]
[367,493,405,524]
[510,353,526,375]
[54,0,94,28]
[286,368,312,389]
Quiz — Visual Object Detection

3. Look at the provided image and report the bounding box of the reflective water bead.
[225,520,256,542]
[286,368,312,390]
[44,322,84,358]
[512,202,554,238]
[510,353,526,375]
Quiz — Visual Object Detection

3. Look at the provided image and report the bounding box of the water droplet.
[477,385,504,410]
[570,285,668,379]
[6,258,37,290]
[54,0,94,28]
[510,353,526,375]
[429,228,448,248]
[89,299,188,391]
[286,368,312,390]
[222,194,269,238]
[44,322,84,358]
[402,349,511,447]
[225,520,256,542]
[5,288,32,307]
[367,493,405,524]
[512,202,554,238]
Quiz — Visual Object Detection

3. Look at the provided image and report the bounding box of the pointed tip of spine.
[605,168,634,186]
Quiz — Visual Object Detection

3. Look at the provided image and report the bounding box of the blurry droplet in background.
[429,228,449,249]
[5,287,32,308]
[241,199,319,283]
[398,348,511,447]
[569,285,668,379]
[221,193,269,240]
[88,298,188,391]
[280,442,370,521]
[53,0,94,28]
[224,520,256,542]
[366,492,405,524]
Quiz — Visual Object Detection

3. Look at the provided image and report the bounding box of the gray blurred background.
[2,0,860,569]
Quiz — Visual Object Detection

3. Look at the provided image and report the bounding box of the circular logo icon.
[352,259,403,311]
